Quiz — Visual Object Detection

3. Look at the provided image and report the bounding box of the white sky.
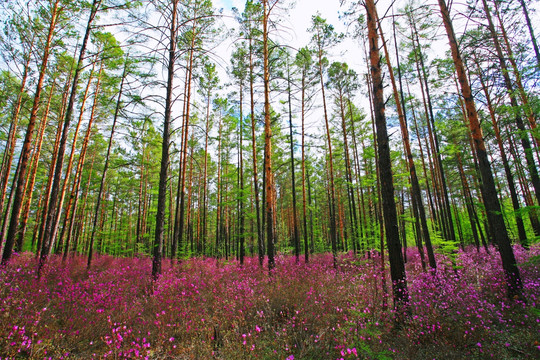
[209,0,365,148]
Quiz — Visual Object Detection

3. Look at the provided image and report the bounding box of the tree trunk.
[437,0,522,298]
[263,0,276,271]
[316,27,338,269]
[287,66,300,263]
[87,58,127,268]
[301,66,309,263]
[249,37,264,266]
[2,0,61,265]
[15,83,56,252]
[0,54,31,232]
[39,0,101,276]
[53,61,99,255]
[481,0,540,206]
[378,19,436,270]
[153,0,178,279]
[517,0,540,67]
[365,0,408,308]
[474,56,528,248]
[239,83,245,265]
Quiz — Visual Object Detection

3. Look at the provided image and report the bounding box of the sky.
[213,0,359,65]
[209,0,365,142]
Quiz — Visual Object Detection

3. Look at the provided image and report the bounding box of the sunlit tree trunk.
[438,0,522,298]
[39,0,102,276]
[481,0,540,207]
[2,0,61,265]
[262,0,276,271]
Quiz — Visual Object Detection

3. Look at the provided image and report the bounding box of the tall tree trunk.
[53,61,99,255]
[39,0,101,276]
[2,0,61,265]
[263,0,276,271]
[249,37,263,266]
[239,83,245,265]
[337,88,359,255]
[474,56,528,248]
[378,19,436,270]
[62,114,95,261]
[0,53,31,231]
[153,0,178,279]
[15,83,56,252]
[438,0,522,298]
[201,89,211,256]
[481,0,540,206]
[365,0,408,308]
[173,17,198,262]
[215,113,224,256]
[300,66,309,263]
[87,58,127,268]
[411,20,455,243]
[316,27,338,269]
[287,67,300,263]
[517,0,540,67]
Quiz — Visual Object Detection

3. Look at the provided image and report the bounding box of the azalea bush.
[1,246,539,359]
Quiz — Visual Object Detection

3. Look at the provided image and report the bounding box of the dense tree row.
[0,0,538,305]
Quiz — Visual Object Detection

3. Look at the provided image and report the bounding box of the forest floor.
[0,246,539,359]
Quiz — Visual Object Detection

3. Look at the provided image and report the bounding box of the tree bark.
[365,0,408,308]
[2,0,61,265]
[39,0,102,276]
[437,0,522,298]
[263,0,276,271]
[153,0,178,279]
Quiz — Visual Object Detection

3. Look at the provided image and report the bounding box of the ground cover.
[1,246,539,359]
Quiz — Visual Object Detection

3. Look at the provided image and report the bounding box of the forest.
[0,0,539,358]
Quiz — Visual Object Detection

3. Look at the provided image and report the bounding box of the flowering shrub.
[0,246,538,359]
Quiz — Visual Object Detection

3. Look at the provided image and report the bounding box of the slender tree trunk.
[411,21,455,243]
[153,0,178,279]
[474,57,528,248]
[2,0,61,265]
[39,0,101,275]
[249,37,263,266]
[481,0,540,206]
[202,90,211,256]
[87,59,127,268]
[300,69,309,263]
[16,83,56,252]
[337,89,359,256]
[378,20,435,270]
[287,68,300,263]
[365,0,408,309]
[215,113,224,257]
[517,0,540,67]
[62,120,94,261]
[53,62,99,255]
[316,29,338,269]
[239,83,245,265]
[0,54,31,231]
[263,0,276,271]
[438,0,522,298]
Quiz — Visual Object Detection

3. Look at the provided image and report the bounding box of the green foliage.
[432,230,460,269]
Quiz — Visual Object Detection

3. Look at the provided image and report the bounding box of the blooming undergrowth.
[0,246,539,359]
